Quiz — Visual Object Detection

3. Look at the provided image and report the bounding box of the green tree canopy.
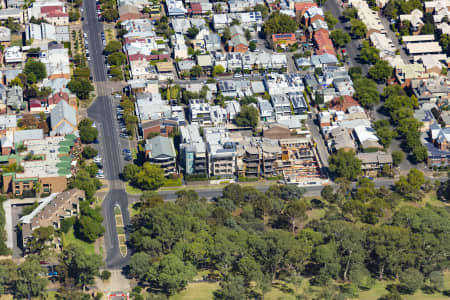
[263,12,298,37]
[351,19,367,38]
[235,105,259,129]
[368,60,393,82]
[330,29,351,48]
[328,150,362,181]
[67,78,94,100]
[147,254,196,295]
[24,59,47,81]
[104,40,122,54]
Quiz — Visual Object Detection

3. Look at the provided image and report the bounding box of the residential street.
[82,0,131,269]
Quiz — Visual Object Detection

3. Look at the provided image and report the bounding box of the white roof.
[407,42,442,54]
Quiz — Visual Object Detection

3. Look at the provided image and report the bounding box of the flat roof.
[406,42,442,54]
[402,35,435,43]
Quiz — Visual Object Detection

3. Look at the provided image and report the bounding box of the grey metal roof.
[14,129,44,144]
[50,100,77,129]
[146,136,176,158]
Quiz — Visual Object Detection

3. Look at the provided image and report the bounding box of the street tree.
[82,146,98,159]
[330,29,351,48]
[353,77,380,108]
[360,41,380,64]
[324,11,338,29]
[104,40,122,54]
[351,19,367,38]
[67,78,94,100]
[391,150,404,167]
[368,60,393,82]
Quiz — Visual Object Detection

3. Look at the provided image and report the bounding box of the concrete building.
[204,127,237,178]
[180,124,207,175]
[145,136,177,176]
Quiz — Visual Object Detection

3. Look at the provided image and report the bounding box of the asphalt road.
[158,178,398,201]
[82,0,131,269]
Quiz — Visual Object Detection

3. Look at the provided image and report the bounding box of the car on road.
[120,133,128,138]
[94,156,102,162]
[124,155,132,161]
[122,149,131,154]
[96,173,105,179]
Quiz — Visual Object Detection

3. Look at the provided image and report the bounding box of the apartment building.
[205,127,237,178]
[20,189,84,251]
[2,134,76,197]
[180,124,207,175]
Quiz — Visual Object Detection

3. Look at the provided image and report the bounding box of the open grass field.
[167,271,450,300]
[63,228,95,256]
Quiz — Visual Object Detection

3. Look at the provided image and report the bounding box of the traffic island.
[114,205,127,257]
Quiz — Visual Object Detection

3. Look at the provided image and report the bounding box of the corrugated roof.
[146,136,176,158]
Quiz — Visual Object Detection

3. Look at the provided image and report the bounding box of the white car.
[96,173,105,179]
[94,156,102,163]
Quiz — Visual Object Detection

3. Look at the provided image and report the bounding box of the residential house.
[327,127,356,152]
[357,151,393,175]
[145,136,177,176]
[189,99,212,125]
[7,85,24,110]
[166,0,187,16]
[399,9,424,34]
[272,33,297,49]
[258,99,275,122]
[4,46,23,64]
[0,27,11,43]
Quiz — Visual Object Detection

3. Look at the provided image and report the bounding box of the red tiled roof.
[40,6,63,14]
[295,2,317,15]
[48,92,69,105]
[29,99,42,108]
[47,11,69,18]
[272,33,296,42]
[329,96,359,112]
[191,3,202,14]
[313,31,335,55]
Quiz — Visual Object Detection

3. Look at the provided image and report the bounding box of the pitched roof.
[146,136,176,158]
[50,100,77,128]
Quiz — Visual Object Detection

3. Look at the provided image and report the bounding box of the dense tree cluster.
[128,182,450,298]
[382,85,426,162]
[123,162,165,191]
[78,118,99,144]
[235,105,259,129]
[328,150,362,181]
[263,12,298,37]
[24,59,47,82]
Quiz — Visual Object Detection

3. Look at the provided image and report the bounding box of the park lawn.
[357,278,450,300]
[63,228,95,256]
[125,182,143,195]
[170,282,220,300]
